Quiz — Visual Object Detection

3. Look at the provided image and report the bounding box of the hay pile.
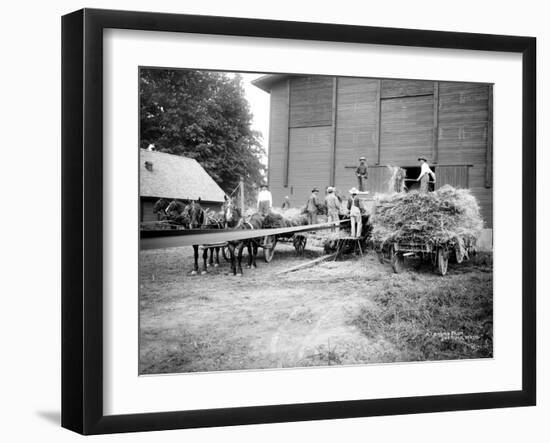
[371,185,483,254]
[300,201,327,215]
[263,207,308,228]
[241,207,308,228]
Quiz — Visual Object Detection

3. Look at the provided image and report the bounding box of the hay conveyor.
[141,220,343,262]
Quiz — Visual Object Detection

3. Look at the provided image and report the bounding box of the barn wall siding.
[287,126,332,207]
[380,94,434,165]
[141,200,156,222]
[334,78,379,193]
[381,79,434,98]
[265,76,493,227]
[437,81,491,227]
[267,81,289,206]
[289,76,333,127]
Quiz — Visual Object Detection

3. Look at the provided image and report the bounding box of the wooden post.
[329,77,338,186]
[432,81,440,164]
[239,177,245,215]
[375,79,382,165]
[486,85,493,188]
[283,78,291,187]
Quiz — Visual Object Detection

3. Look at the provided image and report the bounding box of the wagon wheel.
[263,235,277,263]
[391,251,405,273]
[437,247,449,276]
[293,235,307,255]
[454,246,464,264]
[430,251,437,267]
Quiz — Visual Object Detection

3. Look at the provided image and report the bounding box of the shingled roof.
[140,149,225,202]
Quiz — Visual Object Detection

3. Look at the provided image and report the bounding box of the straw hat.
[327,186,335,193]
[349,187,359,194]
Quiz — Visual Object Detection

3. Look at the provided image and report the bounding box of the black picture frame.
[61,8,536,435]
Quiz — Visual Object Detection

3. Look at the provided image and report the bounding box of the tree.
[140,69,265,198]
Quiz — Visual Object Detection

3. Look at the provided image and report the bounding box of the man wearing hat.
[347,187,363,237]
[416,156,436,193]
[356,156,368,192]
[325,186,341,231]
[257,183,272,215]
[306,187,321,225]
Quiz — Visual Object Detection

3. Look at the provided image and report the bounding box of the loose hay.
[371,185,483,257]
[242,207,309,228]
[264,207,308,227]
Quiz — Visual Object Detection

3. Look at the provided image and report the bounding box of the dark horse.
[153,198,170,221]
[165,199,189,225]
[226,213,264,276]
[189,200,224,275]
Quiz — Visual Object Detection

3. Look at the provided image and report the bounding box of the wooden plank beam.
[329,77,338,186]
[276,253,337,275]
[432,81,440,164]
[283,78,291,187]
[486,85,493,188]
[375,79,382,165]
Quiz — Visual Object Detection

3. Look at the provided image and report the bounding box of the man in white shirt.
[416,156,436,193]
[257,183,272,215]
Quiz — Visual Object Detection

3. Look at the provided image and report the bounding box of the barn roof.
[140,149,225,202]
[252,74,292,92]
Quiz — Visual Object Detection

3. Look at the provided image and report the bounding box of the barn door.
[366,166,392,194]
[435,165,469,189]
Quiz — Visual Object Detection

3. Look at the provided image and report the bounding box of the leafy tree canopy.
[140,69,265,198]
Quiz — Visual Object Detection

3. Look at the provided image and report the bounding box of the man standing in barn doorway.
[257,183,273,215]
[416,156,436,193]
[356,156,368,191]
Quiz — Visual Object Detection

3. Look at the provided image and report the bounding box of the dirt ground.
[139,240,493,374]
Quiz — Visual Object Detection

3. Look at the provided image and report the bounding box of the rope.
[229,183,241,198]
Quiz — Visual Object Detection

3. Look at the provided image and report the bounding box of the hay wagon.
[376,239,473,276]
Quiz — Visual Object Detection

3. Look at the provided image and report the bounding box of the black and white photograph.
[138,68,494,375]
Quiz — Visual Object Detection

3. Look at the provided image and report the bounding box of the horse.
[223,197,241,228]
[226,213,264,276]
[165,199,189,225]
[189,199,225,275]
[153,198,170,220]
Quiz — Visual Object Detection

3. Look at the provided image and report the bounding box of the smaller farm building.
[139,149,225,222]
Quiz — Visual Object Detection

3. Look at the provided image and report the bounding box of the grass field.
[139,242,493,374]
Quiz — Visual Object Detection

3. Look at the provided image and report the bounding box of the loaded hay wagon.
[371,185,483,276]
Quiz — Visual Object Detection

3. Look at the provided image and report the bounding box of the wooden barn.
[253,75,493,229]
[139,149,225,222]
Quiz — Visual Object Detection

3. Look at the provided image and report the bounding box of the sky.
[240,73,270,166]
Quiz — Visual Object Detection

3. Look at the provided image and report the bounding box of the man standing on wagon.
[347,187,363,238]
[257,183,273,216]
[416,156,436,193]
[356,156,368,192]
